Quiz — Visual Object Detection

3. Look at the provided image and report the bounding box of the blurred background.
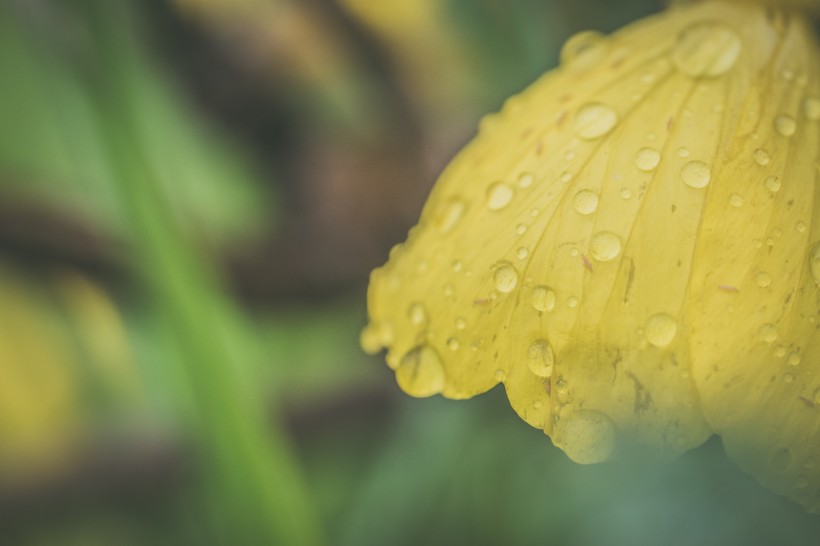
[2,0,820,544]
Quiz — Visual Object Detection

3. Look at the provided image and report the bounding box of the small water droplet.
[574,103,618,139]
[560,30,607,68]
[774,344,786,357]
[787,352,802,366]
[527,340,555,377]
[408,302,428,325]
[784,373,796,383]
[729,193,744,207]
[493,262,519,293]
[516,224,528,235]
[517,247,530,260]
[565,150,577,161]
[760,323,778,343]
[672,22,742,78]
[574,190,600,215]
[396,344,446,397]
[443,284,455,297]
[644,313,678,347]
[764,175,782,193]
[455,317,467,330]
[677,147,690,158]
[436,199,467,235]
[561,171,574,183]
[756,271,772,288]
[803,96,820,121]
[531,285,557,312]
[518,172,535,188]
[495,369,507,382]
[620,188,633,200]
[360,323,383,355]
[774,114,797,137]
[552,410,617,464]
[635,147,661,171]
[681,161,711,188]
[446,337,460,351]
[567,296,579,308]
[589,231,623,261]
[796,221,807,233]
[753,148,770,166]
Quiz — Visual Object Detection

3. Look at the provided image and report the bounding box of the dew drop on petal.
[551,410,617,464]
[774,114,797,137]
[560,30,607,69]
[759,323,778,343]
[437,198,466,234]
[408,302,428,325]
[455,317,467,330]
[493,262,519,293]
[495,369,507,382]
[787,352,802,366]
[396,344,446,398]
[574,189,600,215]
[486,182,514,210]
[531,285,557,312]
[518,172,535,188]
[527,340,555,377]
[589,231,623,261]
[635,147,661,171]
[446,337,460,351]
[567,296,580,308]
[753,148,771,166]
[644,313,678,347]
[681,161,711,188]
[729,193,744,207]
[574,103,618,139]
[517,247,530,260]
[672,22,742,78]
[756,271,772,288]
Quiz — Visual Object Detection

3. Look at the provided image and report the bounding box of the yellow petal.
[365,0,820,506]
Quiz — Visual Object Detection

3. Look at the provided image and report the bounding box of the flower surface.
[363,0,820,511]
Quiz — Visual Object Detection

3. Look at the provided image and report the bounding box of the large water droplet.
[527,340,555,377]
[574,189,600,215]
[681,161,711,188]
[774,114,797,137]
[396,344,446,397]
[589,231,623,261]
[635,147,661,171]
[531,285,557,312]
[493,262,519,293]
[486,182,514,210]
[551,409,617,464]
[574,103,618,139]
[408,302,428,325]
[437,198,466,234]
[560,30,607,69]
[644,313,678,347]
[672,22,742,77]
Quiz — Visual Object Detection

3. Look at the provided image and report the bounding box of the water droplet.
[516,224,528,235]
[436,198,466,234]
[756,271,772,288]
[565,151,577,161]
[527,340,555,377]
[760,323,778,343]
[567,296,579,308]
[551,410,617,464]
[729,193,744,207]
[681,161,711,188]
[774,114,797,137]
[446,337,460,351]
[784,373,796,383]
[455,317,467,330]
[452,260,463,273]
[360,323,383,355]
[443,283,455,297]
[518,172,535,188]
[635,147,661,171]
[644,313,678,347]
[787,352,802,366]
[561,171,574,183]
[763,175,782,193]
[810,242,820,286]
[589,231,623,261]
[672,22,742,77]
[495,369,507,382]
[517,247,530,260]
[620,188,633,200]
[753,148,770,166]
[574,190,600,215]
[774,344,786,357]
[560,30,607,68]
[493,262,519,293]
[574,103,618,139]
[408,302,428,325]
[531,285,557,312]
[803,96,820,121]
[487,182,514,210]
[677,147,691,158]
[796,221,807,233]
[396,345,446,397]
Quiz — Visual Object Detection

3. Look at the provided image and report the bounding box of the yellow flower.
[363,0,820,511]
